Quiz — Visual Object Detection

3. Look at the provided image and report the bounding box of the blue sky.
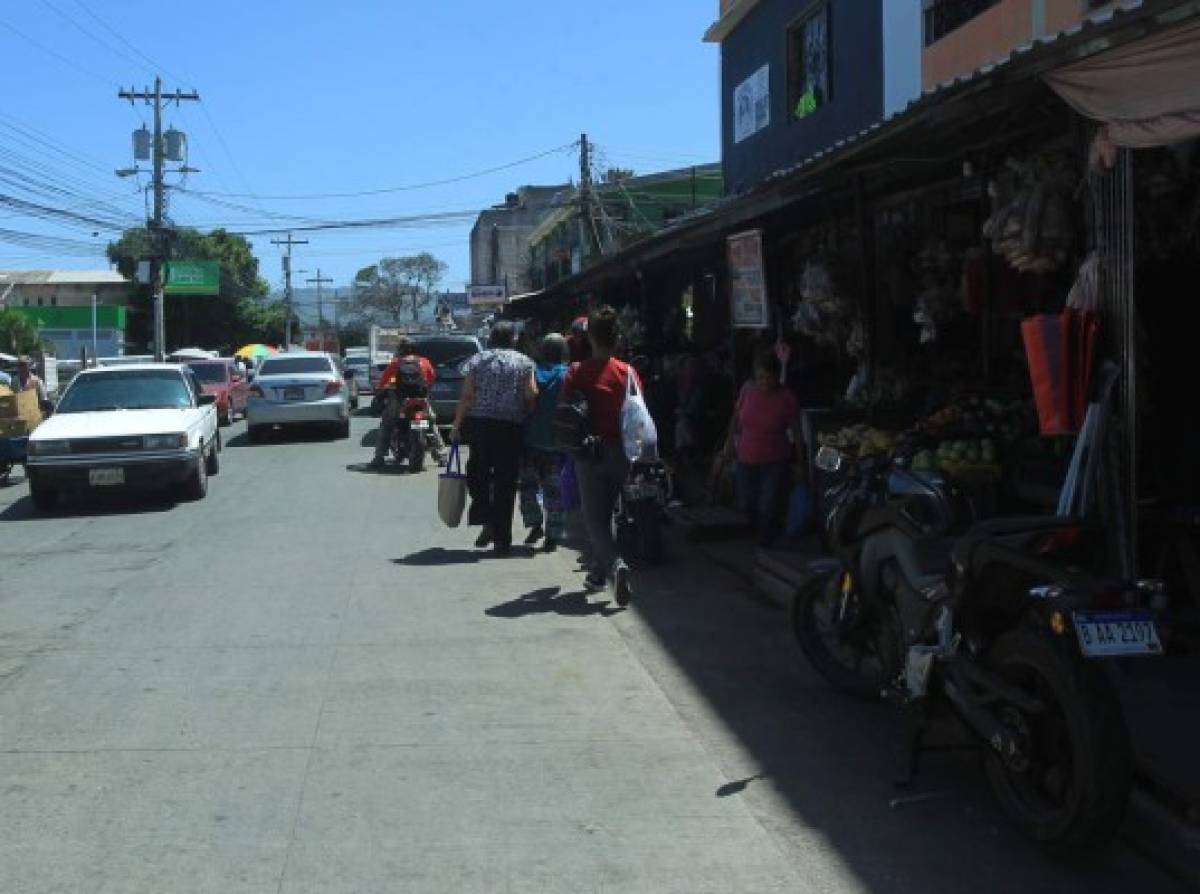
[0,0,721,312]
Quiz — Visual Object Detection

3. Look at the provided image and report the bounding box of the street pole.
[306,270,333,349]
[118,77,200,361]
[90,290,98,361]
[272,233,308,348]
[579,133,601,259]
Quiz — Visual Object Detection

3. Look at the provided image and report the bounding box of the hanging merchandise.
[983,157,1075,274]
[1020,308,1100,435]
[791,260,853,348]
[1066,252,1100,312]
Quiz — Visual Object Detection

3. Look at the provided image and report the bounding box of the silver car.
[246,352,351,441]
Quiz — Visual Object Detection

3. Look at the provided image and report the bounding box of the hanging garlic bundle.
[983,157,1075,274]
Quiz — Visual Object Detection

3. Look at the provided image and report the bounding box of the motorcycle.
[615,458,669,565]
[792,444,1164,852]
[391,397,433,473]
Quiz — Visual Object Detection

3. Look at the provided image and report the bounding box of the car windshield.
[186,362,229,384]
[257,357,331,376]
[415,340,480,367]
[56,370,193,413]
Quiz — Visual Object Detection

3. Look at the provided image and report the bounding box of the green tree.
[0,310,45,354]
[353,252,448,323]
[107,227,272,353]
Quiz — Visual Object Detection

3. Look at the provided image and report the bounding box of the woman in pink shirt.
[722,349,801,545]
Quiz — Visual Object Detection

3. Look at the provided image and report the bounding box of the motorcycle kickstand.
[894,699,930,789]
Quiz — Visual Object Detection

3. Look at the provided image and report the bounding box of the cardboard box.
[0,388,39,419]
[0,416,40,436]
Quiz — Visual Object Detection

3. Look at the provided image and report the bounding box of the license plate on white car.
[1073,610,1163,658]
[283,387,305,400]
[88,467,124,487]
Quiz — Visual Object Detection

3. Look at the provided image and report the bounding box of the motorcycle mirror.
[815,445,843,473]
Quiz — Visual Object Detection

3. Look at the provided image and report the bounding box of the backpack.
[554,392,592,456]
[395,355,428,397]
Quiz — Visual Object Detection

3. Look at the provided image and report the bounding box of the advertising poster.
[727,229,769,329]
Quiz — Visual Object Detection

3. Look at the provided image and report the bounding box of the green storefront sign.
[163,260,220,295]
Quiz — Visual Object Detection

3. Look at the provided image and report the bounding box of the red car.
[185,359,249,426]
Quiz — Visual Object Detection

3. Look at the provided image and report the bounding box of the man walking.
[561,306,636,606]
[451,322,537,557]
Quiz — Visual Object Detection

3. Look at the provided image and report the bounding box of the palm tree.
[0,310,44,355]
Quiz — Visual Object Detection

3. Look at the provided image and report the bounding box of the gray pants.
[575,439,630,575]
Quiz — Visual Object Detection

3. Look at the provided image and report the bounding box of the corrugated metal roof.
[0,269,129,286]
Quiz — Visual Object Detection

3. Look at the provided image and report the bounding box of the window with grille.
[787,3,830,121]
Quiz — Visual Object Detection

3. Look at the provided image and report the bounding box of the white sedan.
[245,352,351,441]
[25,364,220,510]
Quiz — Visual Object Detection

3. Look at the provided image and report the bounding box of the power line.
[0,15,120,87]
[37,0,155,79]
[184,142,579,200]
[71,0,189,84]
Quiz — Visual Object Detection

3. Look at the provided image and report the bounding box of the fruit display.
[817,424,897,459]
[913,396,1031,447]
[911,438,997,473]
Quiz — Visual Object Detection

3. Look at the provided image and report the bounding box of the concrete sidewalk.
[668,520,1200,888]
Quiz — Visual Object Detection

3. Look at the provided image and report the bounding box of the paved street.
[0,413,1189,893]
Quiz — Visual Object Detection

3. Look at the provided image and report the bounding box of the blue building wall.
[720,0,885,196]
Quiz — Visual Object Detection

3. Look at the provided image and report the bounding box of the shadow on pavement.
[346,462,412,475]
[486,586,617,619]
[615,536,1185,894]
[0,490,176,521]
[394,547,482,566]
[360,429,379,448]
[226,424,344,447]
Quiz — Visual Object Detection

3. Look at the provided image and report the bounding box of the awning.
[1045,14,1200,166]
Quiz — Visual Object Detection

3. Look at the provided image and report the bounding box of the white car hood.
[32,409,197,440]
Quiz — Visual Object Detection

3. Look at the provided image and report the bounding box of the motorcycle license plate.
[283,387,305,400]
[411,420,430,430]
[1073,610,1163,658]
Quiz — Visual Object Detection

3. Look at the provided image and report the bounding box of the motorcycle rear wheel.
[792,572,897,700]
[983,629,1130,853]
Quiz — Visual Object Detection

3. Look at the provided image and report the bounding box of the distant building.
[469,185,570,297]
[527,164,724,290]
[0,269,133,358]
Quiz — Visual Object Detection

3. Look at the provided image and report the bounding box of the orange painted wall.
[1045,0,1093,32]
[922,0,1033,90]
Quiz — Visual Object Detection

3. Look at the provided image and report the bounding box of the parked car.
[245,351,351,441]
[184,358,249,426]
[25,363,220,510]
[412,335,483,428]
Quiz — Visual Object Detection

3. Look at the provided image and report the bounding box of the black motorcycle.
[792,444,1164,852]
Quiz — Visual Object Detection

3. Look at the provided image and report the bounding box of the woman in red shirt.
[562,306,638,605]
[722,349,801,546]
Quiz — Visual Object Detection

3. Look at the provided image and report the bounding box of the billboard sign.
[163,261,220,296]
[467,284,506,307]
[727,229,769,329]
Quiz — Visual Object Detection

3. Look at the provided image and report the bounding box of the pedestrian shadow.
[486,586,618,619]
[347,462,411,475]
[360,429,379,448]
[394,547,481,566]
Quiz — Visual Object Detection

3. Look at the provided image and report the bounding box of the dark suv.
[413,335,483,428]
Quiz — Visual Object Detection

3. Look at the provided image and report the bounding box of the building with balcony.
[922,0,1138,89]
[705,0,922,196]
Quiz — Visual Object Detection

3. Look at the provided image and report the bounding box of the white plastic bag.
[620,367,658,462]
[437,443,468,528]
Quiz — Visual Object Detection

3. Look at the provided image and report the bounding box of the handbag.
[620,367,658,462]
[1021,309,1098,435]
[437,443,468,528]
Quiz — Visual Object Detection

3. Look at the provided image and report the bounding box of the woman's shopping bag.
[560,457,581,512]
[620,368,658,462]
[437,443,468,528]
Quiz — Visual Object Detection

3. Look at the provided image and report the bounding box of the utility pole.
[118,77,199,361]
[579,133,602,259]
[271,233,308,348]
[306,270,333,349]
